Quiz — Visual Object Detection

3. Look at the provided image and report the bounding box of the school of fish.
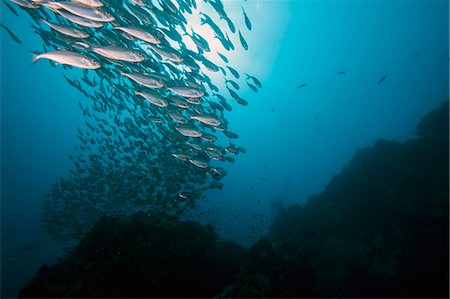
[2,0,262,241]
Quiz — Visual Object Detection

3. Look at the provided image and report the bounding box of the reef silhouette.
[20,101,449,298]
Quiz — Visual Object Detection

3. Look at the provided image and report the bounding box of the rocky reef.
[19,101,449,298]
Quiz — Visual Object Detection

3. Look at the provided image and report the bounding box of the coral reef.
[19,101,449,298]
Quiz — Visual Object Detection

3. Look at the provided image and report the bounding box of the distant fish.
[337,70,347,75]
[225,79,240,90]
[247,82,258,92]
[377,74,387,85]
[2,0,19,16]
[297,83,308,89]
[226,65,240,79]
[245,73,262,88]
[217,52,228,63]
[242,6,252,31]
[0,22,21,44]
[238,29,248,51]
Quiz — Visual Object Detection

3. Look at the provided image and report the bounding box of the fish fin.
[30,52,41,64]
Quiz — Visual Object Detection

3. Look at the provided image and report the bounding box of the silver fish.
[49,2,114,22]
[190,114,221,127]
[121,72,164,89]
[175,125,202,138]
[114,26,161,44]
[42,20,90,38]
[32,50,101,69]
[167,86,204,98]
[135,91,168,107]
[92,46,146,62]
[54,8,104,28]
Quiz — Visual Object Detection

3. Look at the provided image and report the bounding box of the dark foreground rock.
[269,101,449,298]
[19,212,246,298]
[20,101,448,298]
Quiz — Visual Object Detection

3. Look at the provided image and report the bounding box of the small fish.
[2,0,19,16]
[46,2,115,23]
[167,86,204,98]
[114,26,161,44]
[55,9,104,28]
[121,72,164,89]
[238,29,248,50]
[245,73,262,88]
[189,158,208,168]
[32,50,100,69]
[190,114,222,127]
[135,91,168,107]
[217,52,228,63]
[0,22,21,44]
[226,66,240,79]
[337,70,347,75]
[242,6,252,30]
[377,74,387,85]
[225,79,240,90]
[247,82,258,92]
[176,125,202,138]
[42,20,90,38]
[297,83,308,89]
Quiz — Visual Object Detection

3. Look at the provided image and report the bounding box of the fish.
[245,73,262,88]
[42,20,90,38]
[32,50,101,69]
[121,72,164,89]
[2,0,19,16]
[225,79,240,90]
[377,74,387,85]
[297,83,308,89]
[247,82,258,92]
[176,125,203,138]
[217,52,228,63]
[0,22,21,44]
[238,29,248,50]
[337,70,347,75]
[92,45,146,62]
[227,66,240,79]
[149,44,183,63]
[242,6,252,30]
[114,26,161,44]
[10,0,40,9]
[45,1,115,23]
[54,8,104,28]
[9,0,263,242]
[189,158,208,168]
[167,86,204,98]
[135,91,168,107]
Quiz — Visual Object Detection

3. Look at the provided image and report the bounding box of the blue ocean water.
[1,0,448,297]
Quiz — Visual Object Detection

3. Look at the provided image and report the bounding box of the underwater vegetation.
[19,101,449,298]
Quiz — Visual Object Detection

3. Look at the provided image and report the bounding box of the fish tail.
[30,52,41,64]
